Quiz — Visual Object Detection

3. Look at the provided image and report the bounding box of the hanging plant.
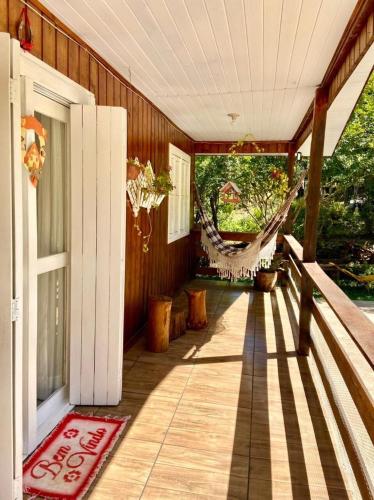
[228,132,264,156]
[127,157,144,180]
[126,159,174,252]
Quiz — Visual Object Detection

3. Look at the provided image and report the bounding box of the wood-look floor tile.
[248,478,351,500]
[171,408,251,435]
[123,359,136,373]
[250,437,342,467]
[182,384,251,408]
[146,463,248,498]
[158,444,249,477]
[187,372,252,394]
[98,455,153,485]
[95,400,175,423]
[251,409,329,445]
[88,477,144,499]
[249,458,348,490]
[123,378,187,398]
[121,390,180,409]
[111,437,161,461]
[140,486,217,499]
[191,361,247,378]
[74,406,96,416]
[177,399,251,421]
[164,426,250,456]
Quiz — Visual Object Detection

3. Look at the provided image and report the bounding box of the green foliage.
[195,155,288,230]
[293,72,374,242]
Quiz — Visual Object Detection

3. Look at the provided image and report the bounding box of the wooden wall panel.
[3,0,194,346]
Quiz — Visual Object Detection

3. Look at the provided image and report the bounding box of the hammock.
[196,171,306,280]
[329,262,374,284]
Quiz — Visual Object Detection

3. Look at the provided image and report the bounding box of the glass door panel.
[36,112,66,258]
[35,110,68,409]
[37,268,66,405]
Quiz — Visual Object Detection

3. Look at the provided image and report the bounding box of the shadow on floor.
[78,279,350,499]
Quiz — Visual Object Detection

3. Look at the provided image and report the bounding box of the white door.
[4,40,127,463]
[22,83,72,454]
[0,32,23,499]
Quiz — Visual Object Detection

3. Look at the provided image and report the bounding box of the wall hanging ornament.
[17,6,33,52]
[21,116,48,187]
[126,158,174,252]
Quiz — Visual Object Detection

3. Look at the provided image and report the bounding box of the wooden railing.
[284,234,374,499]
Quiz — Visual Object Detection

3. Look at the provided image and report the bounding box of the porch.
[79,278,355,499]
[1,0,373,498]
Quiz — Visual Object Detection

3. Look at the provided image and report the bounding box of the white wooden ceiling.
[41,0,357,142]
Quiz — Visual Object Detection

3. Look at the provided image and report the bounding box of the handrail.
[284,234,374,368]
[303,262,374,367]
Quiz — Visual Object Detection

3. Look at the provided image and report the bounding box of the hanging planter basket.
[126,160,166,216]
[126,159,173,252]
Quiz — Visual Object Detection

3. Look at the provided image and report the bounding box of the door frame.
[22,88,72,454]
[0,35,94,496]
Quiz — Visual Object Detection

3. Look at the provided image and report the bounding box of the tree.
[195,154,288,231]
[322,72,374,235]
[292,72,374,243]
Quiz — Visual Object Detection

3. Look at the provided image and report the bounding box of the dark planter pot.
[254,270,278,292]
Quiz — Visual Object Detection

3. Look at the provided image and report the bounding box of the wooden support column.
[284,142,296,235]
[298,87,328,356]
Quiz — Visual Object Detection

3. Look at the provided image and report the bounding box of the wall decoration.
[21,115,48,187]
[126,158,174,252]
[17,6,33,52]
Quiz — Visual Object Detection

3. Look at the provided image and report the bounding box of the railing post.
[299,87,328,355]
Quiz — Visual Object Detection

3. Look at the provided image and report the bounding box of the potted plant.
[127,157,144,180]
[254,255,285,292]
[152,166,174,196]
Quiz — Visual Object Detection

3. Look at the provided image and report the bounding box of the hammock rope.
[195,170,306,280]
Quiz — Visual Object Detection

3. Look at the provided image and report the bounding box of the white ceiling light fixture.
[227,112,240,125]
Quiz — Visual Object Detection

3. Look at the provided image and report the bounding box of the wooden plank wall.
[2,0,195,346]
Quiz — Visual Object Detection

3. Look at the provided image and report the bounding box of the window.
[168,144,191,243]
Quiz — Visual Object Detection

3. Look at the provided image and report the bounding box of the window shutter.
[70,105,126,406]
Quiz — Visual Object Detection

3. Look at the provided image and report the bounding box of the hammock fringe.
[200,228,277,280]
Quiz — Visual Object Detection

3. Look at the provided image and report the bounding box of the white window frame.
[168,144,191,244]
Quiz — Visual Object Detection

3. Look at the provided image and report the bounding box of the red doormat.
[23,412,130,499]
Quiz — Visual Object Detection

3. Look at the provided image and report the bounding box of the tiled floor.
[82,279,351,499]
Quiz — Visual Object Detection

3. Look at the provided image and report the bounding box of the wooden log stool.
[147,295,172,352]
[169,307,187,341]
[185,288,208,330]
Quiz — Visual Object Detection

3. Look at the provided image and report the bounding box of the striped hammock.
[196,171,306,280]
